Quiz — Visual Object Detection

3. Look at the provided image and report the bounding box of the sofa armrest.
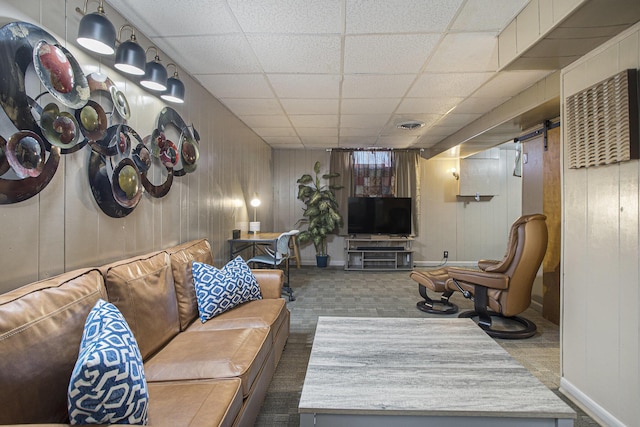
[251,269,284,299]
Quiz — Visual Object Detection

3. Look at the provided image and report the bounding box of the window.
[352,150,394,197]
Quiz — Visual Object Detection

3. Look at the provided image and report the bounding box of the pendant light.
[140,47,167,91]
[76,0,116,55]
[114,25,146,75]
[161,64,185,103]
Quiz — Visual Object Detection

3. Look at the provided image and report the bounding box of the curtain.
[392,150,420,236]
[329,150,352,236]
[352,151,393,197]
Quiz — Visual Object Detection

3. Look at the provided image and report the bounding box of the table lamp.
[249,195,261,234]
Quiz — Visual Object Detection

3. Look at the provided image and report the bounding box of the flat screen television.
[347,197,412,236]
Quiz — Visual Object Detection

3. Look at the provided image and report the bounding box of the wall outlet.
[443,251,449,259]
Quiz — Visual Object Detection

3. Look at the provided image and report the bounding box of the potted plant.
[296,161,343,267]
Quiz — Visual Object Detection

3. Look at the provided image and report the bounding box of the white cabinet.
[345,237,413,271]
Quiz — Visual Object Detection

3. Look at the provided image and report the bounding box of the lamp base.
[249,221,261,234]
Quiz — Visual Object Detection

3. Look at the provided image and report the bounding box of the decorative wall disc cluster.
[0,22,200,217]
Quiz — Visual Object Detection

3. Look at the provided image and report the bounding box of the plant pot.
[316,255,329,268]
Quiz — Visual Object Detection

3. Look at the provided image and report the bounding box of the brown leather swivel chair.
[446,214,548,339]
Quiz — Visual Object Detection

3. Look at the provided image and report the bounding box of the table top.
[228,232,282,243]
[299,317,576,419]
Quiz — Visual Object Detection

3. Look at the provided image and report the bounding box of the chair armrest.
[477,259,500,271]
[447,267,509,290]
[251,269,284,299]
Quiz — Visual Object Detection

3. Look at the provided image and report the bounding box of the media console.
[345,236,413,271]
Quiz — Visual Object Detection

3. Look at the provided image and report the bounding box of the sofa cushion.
[147,379,242,427]
[192,258,262,322]
[68,299,148,425]
[144,327,271,398]
[165,239,214,330]
[101,251,180,360]
[0,268,107,424]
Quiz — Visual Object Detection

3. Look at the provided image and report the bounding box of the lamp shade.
[161,77,185,103]
[140,61,167,91]
[115,40,146,75]
[77,12,116,55]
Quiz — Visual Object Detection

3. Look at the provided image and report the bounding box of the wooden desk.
[228,232,294,300]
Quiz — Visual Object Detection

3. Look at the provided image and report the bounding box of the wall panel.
[0,1,272,293]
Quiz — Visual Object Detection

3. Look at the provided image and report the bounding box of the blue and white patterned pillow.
[192,257,262,322]
[68,299,148,425]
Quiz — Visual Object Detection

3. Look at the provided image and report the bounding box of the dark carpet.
[255,267,600,426]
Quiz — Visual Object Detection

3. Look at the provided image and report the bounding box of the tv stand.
[345,236,413,271]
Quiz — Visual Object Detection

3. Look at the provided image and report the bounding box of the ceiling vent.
[397,120,425,130]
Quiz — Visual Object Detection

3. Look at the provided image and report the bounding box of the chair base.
[416,286,458,314]
[458,310,537,339]
[283,285,295,301]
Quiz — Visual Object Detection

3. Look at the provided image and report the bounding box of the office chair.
[247,230,296,301]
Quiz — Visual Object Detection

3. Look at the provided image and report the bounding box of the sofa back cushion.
[165,239,214,330]
[0,268,107,424]
[101,251,180,360]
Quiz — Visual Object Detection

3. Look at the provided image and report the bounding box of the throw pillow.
[68,299,148,425]
[192,257,262,322]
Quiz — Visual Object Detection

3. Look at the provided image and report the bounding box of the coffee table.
[299,317,575,426]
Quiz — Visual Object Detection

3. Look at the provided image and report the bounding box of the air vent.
[397,120,425,130]
[566,69,639,169]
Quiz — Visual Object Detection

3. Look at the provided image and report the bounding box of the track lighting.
[114,25,146,75]
[161,64,185,104]
[76,0,116,55]
[140,47,167,91]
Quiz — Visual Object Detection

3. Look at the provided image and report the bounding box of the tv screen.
[348,197,412,236]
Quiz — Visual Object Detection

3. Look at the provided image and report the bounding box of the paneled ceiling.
[103,0,633,152]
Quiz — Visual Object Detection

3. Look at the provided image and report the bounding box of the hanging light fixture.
[114,25,145,75]
[140,47,167,91]
[161,64,185,103]
[76,0,116,55]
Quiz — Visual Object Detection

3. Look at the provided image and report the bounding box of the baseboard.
[560,377,626,426]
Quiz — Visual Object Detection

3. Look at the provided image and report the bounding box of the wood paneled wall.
[0,2,273,293]
[560,23,640,426]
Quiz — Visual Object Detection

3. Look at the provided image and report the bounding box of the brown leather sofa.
[0,239,289,426]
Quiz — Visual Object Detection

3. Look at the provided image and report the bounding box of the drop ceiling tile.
[342,75,415,98]
[280,99,339,115]
[107,0,240,37]
[472,70,554,98]
[228,0,343,33]
[377,135,419,147]
[300,136,340,146]
[221,98,283,116]
[408,72,493,98]
[269,75,341,98]
[339,136,379,147]
[289,115,339,127]
[389,113,442,129]
[197,74,274,99]
[253,127,298,137]
[271,143,306,149]
[344,34,440,74]
[240,115,291,128]
[396,97,463,115]
[425,32,499,72]
[341,98,401,115]
[450,0,528,32]
[297,128,339,137]
[247,35,341,73]
[341,114,391,128]
[159,35,262,74]
[263,136,302,145]
[340,128,380,137]
[346,0,464,34]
